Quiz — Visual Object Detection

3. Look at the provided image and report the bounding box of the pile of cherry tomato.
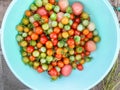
[16,0,101,80]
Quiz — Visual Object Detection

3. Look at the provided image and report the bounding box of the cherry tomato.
[40,36,48,44]
[49,0,55,4]
[70,14,75,20]
[57,61,64,68]
[27,46,34,53]
[25,36,31,41]
[41,15,49,23]
[29,56,35,62]
[37,66,44,73]
[31,33,39,40]
[52,39,58,46]
[68,29,74,36]
[46,41,53,49]
[67,38,75,46]
[75,18,80,23]
[52,61,57,66]
[37,42,42,48]
[49,10,54,16]
[55,54,62,60]
[77,64,83,71]
[81,53,85,58]
[87,32,93,39]
[85,51,90,56]
[47,49,53,56]
[33,21,39,27]
[74,30,80,35]
[48,68,58,76]
[35,27,43,35]
[54,27,61,34]
[72,22,78,29]
[63,58,70,65]
[50,32,58,39]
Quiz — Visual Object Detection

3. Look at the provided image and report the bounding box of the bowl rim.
[1,0,120,90]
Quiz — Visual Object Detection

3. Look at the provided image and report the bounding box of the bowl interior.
[2,0,118,90]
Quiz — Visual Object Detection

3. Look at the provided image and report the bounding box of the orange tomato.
[48,65,53,71]
[61,17,69,25]
[28,31,33,36]
[31,33,39,40]
[46,41,53,49]
[41,16,49,23]
[37,42,42,48]
[35,27,43,35]
[87,32,93,39]
[52,61,57,66]
[58,33,62,39]
[25,10,32,17]
[29,56,35,62]
[56,48,63,54]
[83,29,90,35]
[55,54,62,60]
[70,14,75,20]
[57,61,64,68]
[68,29,74,36]
[62,31,69,38]
[69,45,75,48]
[80,59,85,64]
[54,27,61,34]
[72,22,78,29]
[49,0,55,4]
[47,49,53,56]
[63,58,70,65]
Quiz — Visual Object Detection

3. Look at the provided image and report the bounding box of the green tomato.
[66,6,72,13]
[22,32,27,37]
[52,21,58,27]
[47,28,53,34]
[42,0,48,6]
[58,22,63,29]
[64,13,70,18]
[16,35,23,42]
[35,0,42,7]
[93,30,98,36]
[77,24,85,31]
[64,25,71,31]
[42,23,49,30]
[28,61,34,67]
[54,5,60,13]
[69,49,74,55]
[40,58,46,64]
[81,12,89,19]
[55,66,61,72]
[33,14,40,21]
[75,55,81,61]
[40,52,46,58]
[74,35,81,43]
[69,20,73,26]
[50,13,57,21]
[42,64,48,70]
[93,36,101,43]
[85,57,92,62]
[32,50,40,57]
[76,47,83,53]
[22,18,29,25]
[23,57,29,64]
[20,41,28,47]
[82,20,89,26]
[69,56,75,61]
[30,40,36,46]
[33,61,40,68]
[21,51,27,56]
[40,47,46,52]
[45,3,53,11]
[46,56,54,62]
[57,41,65,48]
[30,4,38,11]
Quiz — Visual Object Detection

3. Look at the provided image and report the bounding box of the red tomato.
[40,36,48,44]
[25,36,31,41]
[75,18,80,23]
[74,30,80,35]
[57,61,64,68]
[48,68,58,76]
[33,21,39,27]
[55,54,62,60]
[41,15,49,23]
[72,22,78,29]
[37,66,44,73]
[61,65,72,76]
[67,38,75,46]
[81,53,85,58]
[54,27,61,34]
[77,64,83,71]
[51,61,57,66]
[37,7,48,16]
[85,51,90,56]
[86,32,93,39]
[27,46,34,53]
[50,32,58,39]
[35,27,43,35]
[29,56,35,61]
[85,41,96,52]
[52,39,58,46]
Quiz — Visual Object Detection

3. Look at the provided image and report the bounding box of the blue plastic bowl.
[1,0,120,90]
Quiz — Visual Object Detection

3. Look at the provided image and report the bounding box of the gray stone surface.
[0,0,120,90]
